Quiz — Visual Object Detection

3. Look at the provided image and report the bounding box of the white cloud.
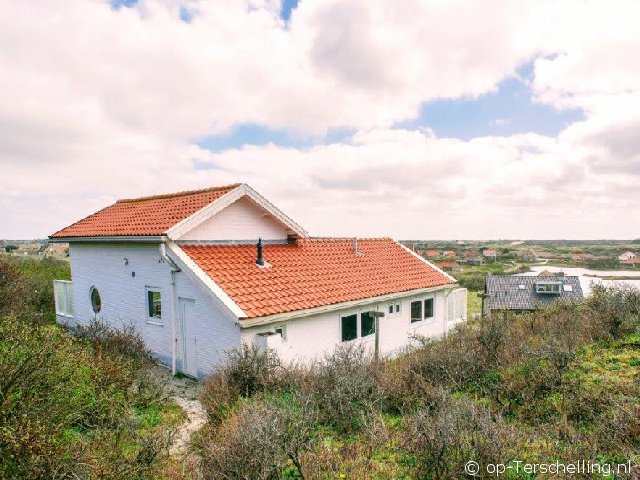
[0,0,639,238]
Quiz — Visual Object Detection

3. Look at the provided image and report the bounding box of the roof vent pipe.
[353,237,363,256]
[256,238,264,266]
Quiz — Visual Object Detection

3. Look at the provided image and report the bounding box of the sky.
[0,0,639,240]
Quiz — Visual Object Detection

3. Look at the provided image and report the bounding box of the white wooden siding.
[179,196,290,241]
[67,243,241,377]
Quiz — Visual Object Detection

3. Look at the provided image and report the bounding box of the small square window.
[411,300,422,323]
[563,284,573,292]
[275,326,287,340]
[388,305,394,314]
[395,304,400,313]
[361,311,376,337]
[147,289,162,321]
[341,314,357,342]
[424,298,434,319]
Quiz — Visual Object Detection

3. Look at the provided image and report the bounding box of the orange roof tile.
[181,238,454,319]
[51,184,241,238]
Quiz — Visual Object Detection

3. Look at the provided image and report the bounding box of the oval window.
[90,287,102,314]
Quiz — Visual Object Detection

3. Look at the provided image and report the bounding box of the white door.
[179,298,198,378]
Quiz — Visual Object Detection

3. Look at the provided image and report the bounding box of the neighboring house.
[463,249,483,265]
[619,251,637,261]
[434,260,458,272]
[50,183,467,379]
[621,257,640,265]
[481,248,498,261]
[425,250,441,259]
[484,275,583,315]
[443,250,456,258]
[571,252,586,261]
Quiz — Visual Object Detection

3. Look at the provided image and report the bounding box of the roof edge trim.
[166,184,308,240]
[238,283,457,328]
[399,242,458,283]
[166,241,247,318]
[48,235,167,243]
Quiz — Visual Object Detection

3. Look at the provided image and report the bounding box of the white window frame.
[339,308,378,343]
[410,296,436,326]
[54,280,73,318]
[387,302,401,316]
[274,325,287,341]
[145,286,163,326]
[423,297,435,322]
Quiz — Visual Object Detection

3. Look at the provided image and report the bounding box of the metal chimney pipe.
[256,238,264,266]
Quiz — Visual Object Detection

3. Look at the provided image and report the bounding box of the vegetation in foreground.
[0,258,183,479]
[2,256,640,479]
[192,285,640,479]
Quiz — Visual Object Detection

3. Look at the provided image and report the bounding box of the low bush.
[192,286,640,478]
[303,344,383,433]
[0,315,175,479]
[403,395,515,480]
[199,392,318,479]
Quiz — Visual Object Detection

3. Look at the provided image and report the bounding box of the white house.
[50,184,466,378]
[619,251,637,261]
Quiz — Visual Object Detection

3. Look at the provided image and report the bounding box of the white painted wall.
[242,288,466,365]
[179,196,290,241]
[66,243,241,378]
[63,242,466,377]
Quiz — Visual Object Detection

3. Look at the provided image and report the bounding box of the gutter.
[49,235,168,244]
[237,283,458,329]
[159,243,181,376]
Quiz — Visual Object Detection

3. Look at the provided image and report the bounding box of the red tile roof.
[51,184,241,238]
[181,238,454,319]
[621,257,640,264]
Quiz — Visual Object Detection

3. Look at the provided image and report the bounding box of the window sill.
[410,318,435,328]
[56,313,74,318]
[147,320,164,326]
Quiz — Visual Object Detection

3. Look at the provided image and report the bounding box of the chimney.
[256,238,264,266]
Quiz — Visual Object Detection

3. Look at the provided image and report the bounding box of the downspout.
[160,243,181,376]
[443,288,451,338]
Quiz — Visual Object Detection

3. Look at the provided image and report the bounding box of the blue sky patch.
[395,63,583,139]
[280,0,299,21]
[196,124,354,154]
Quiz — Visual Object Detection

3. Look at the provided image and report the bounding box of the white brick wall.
[67,243,241,378]
[242,288,465,364]
[65,242,466,377]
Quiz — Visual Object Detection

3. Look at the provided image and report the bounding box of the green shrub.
[0,316,173,479]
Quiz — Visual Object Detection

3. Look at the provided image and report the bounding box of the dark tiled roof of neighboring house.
[485,275,583,311]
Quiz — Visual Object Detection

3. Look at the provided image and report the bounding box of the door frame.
[178,297,197,378]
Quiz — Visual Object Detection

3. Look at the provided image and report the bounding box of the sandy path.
[149,365,207,455]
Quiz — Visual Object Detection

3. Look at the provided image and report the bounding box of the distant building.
[481,248,498,261]
[443,250,456,258]
[434,260,458,272]
[619,251,637,261]
[571,252,586,261]
[621,257,640,265]
[484,275,583,315]
[464,249,483,265]
[425,250,441,259]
